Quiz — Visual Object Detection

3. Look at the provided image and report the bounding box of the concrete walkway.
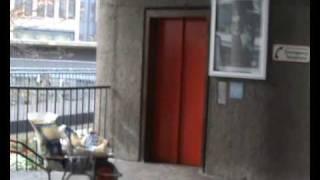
[10,159,215,180]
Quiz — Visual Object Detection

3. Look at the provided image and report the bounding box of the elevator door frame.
[140,8,211,172]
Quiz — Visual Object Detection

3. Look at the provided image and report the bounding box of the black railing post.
[35,89,39,166]
[36,89,39,112]
[16,89,19,171]
[54,89,57,113]
[62,89,65,124]
[45,89,48,112]
[82,88,85,133]
[10,86,110,171]
[104,88,108,138]
[88,88,91,131]
[69,89,72,127]
[76,89,79,131]
[26,89,29,170]
[93,88,96,131]
[99,88,102,135]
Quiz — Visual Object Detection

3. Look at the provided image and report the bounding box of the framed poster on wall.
[209,0,269,80]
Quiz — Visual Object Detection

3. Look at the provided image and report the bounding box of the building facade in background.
[10,0,98,87]
[10,0,97,43]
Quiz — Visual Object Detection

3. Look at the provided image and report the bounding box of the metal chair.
[27,112,96,180]
[10,112,121,180]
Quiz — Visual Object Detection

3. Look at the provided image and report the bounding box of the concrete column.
[95,0,117,143]
[109,5,144,161]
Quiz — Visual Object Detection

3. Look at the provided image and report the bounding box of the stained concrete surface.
[96,0,212,162]
[10,159,214,180]
[205,1,310,179]
[96,0,309,179]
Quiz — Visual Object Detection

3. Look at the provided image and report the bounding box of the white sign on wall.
[217,81,227,105]
[229,82,244,100]
[273,44,310,63]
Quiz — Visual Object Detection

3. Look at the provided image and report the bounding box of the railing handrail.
[10,72,96,74]
[10,139,45,164]
[10,85,111,171]
[10,86,111,90]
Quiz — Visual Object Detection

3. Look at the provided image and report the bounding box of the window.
[12,0,77,19]
[14,0,23,9]
[59,0,66,18]
[37,0,45,17]
[37,0,55,17]
[11,0,97,43]
[60,0,76,19]
[46,0,55,17]
[24,0,33,16]
[68,0,75,19]
[79,0,96,41]
[13,27,75,41]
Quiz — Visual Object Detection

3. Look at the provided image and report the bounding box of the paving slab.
[10,159,215,180]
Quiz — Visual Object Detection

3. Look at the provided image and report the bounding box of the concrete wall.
[205,0,310,180]
[96,0,310,179]
[96,0,210,161]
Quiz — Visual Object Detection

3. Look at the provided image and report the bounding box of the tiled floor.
[10,159,215,180]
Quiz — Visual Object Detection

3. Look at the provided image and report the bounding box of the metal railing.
[10,71,96,87]
[10,86,110,171]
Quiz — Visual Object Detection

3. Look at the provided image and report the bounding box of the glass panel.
[14,0,23,11]
[68,0,75,19]
[37,0,45,17]
[46,0,55,17]
[214,0,263,73]
[79,0,88,41]
[59,0,66,18]
[88,0,96,41]
[24,0,33,16]
[13,28,75,41]
[79,0,96,41]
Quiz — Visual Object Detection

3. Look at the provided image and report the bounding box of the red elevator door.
[148,17,208,166]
